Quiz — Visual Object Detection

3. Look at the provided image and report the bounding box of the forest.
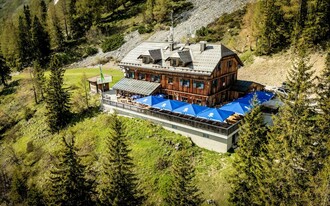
[0,0,330,205]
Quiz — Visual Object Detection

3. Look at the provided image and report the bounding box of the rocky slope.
[70,0,252,68]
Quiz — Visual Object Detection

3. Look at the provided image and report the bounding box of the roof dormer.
[165,50,192,67]
[138,49,162,64]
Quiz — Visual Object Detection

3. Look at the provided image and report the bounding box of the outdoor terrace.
[102,99,241,137]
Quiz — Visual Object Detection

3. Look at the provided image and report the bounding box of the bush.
[138,24,154,34]
[83,46,98,58]
[101,34,125,52]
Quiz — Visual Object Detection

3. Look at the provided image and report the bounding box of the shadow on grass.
[0,80,19,96]
[69,106,100,126]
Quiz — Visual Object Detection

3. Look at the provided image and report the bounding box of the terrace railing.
[102,99,240,136]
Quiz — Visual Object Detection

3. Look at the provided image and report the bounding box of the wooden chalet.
[114,41,244,107]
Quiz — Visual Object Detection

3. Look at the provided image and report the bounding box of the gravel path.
[70,0,252,68]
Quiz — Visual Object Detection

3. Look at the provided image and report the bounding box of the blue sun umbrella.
[196,108,234,122]
[173,104,208,117]
[152,100,188,111]
[237,91,274,104]
[220,102,252,115]
[135,96,165,106]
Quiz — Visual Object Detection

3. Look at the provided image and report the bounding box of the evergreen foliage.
[165,150,203,206]
[255,0,330,55]
[229,96,268,205]
[45,55,71,133]
[48,135,95,206]
[17,15,32,69]
[314,51,330,204]
[99,113,144,206]
[256,0,288,55]
[0,53,11,86]
[261,49,323,205]
[31,16,51,67]
[33,61,46,101]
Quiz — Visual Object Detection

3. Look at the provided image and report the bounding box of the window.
[227,60,233,68]
[143,56,150,64]
[193,81,204,89]
[127,71,134,78]
[170,58,183,67]
[180,79,190,87]
[138,73,146,80]
[168,77,173,84]
[212,79,218,87]
[221,77,226,87]
[151,75,160,82]
[181,97,188,102]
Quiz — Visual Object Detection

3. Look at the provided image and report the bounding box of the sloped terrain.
[71,0,252,67]
[238,51,326,86]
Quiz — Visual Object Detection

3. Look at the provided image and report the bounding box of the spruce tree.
[17,16,31,69]
[48,135,95,206]
[33,61,46,101]
[45,55,71,133]
[0,53,11,86]
[229,97,268,205]
[262,49,320,205]
[99,113,144,206]
[314,51,330,205]
[256,0,289,55]
[165,150,203,206]
[31,15,51,67]
[303,0,330,44]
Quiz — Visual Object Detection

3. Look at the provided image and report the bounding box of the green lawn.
[12,67,124,88]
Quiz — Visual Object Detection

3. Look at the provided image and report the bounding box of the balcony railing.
[102,99,240,136]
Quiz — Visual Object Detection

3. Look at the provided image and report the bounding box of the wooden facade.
[123,56,240,107]
[118,41,244,107]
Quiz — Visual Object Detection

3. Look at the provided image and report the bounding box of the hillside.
[0,69,235,205]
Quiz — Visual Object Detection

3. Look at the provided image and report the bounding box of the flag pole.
[99,65,105,104]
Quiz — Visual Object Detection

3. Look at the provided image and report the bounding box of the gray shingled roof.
[119,41,242,75]
[112,78,161,95]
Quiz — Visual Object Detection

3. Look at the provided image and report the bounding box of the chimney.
[169,42,174,51]
[200,41,207,52]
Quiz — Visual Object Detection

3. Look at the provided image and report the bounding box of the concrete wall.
[103,104,239,153]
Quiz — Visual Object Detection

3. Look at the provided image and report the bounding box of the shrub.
[83,46,98,58]
[101,34,125,52]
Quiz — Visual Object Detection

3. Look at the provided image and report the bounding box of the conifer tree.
[256,0,288,55]
[0,53,11,86]
[314,51,330,205]
[229,97,268,205]
[165,150,203,206]
[49,8,65,51]
[303,0,330,44]
[40,0,47,24]
[31,16,51,67]
[17,16,31,69]
[33,61,46,101]
[0,19,20,69]
[262,49,321,205]
[145,0,155,23]
[45,55,71,133]
[48,135,95,206]
[99,113,144,206]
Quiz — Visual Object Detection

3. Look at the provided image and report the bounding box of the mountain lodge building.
[114,41,246,107]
